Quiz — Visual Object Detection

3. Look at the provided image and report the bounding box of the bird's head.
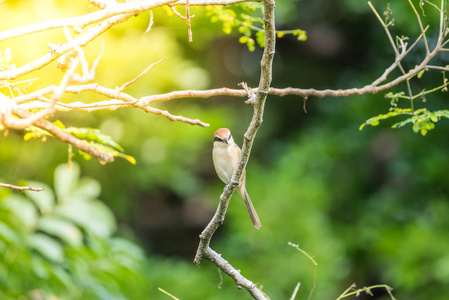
[213,128,233,145]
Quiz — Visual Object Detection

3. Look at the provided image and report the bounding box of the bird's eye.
[214,136,223,142]
[229,134,232,140]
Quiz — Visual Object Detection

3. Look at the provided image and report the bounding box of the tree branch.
[0,183,44,192]
[193,0,275,299]
[8,107,115,163]
[0,0,178,42]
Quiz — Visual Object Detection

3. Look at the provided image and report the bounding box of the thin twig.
[186,0,193,42]
[289,282,301,300]
[336,284,396,300]
[0,14,133,80]
[0,183,44,192]
[0,0,178,42]
[408,0,430,55]
[117,57,167,92]
[157,288,180,300]
[145,10,154,33]
[288,242,317,300]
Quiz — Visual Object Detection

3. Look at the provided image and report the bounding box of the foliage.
[360,1,449,136]
[205,4,306,51]
[1,1,449,300]
[359,108,449,136]
[0,163,149,299]
[24,122,136,164]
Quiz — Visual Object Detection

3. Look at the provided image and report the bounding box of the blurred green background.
[1,0,449,299]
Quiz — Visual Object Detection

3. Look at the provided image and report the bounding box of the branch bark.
[0,183,44,192]
[193,0,275,299]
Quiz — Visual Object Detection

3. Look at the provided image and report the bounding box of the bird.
[212,128,261,229]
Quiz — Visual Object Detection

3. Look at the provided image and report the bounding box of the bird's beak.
[224,138,229,144]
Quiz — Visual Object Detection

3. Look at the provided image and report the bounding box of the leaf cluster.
[0,164,148,299]
[206,4,306,51]
[25,121,136,164]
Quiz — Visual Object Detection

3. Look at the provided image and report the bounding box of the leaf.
[54,163,80,202]
[256,30,265,48]
[0,222,22,247]
[246,38,255,52]
[25,182,55,215]
[69,177,102,201]
[293,29,307,41]
[55,199,116,238]
[430,112,439,123]
[37,217,83,247]
[29,233,65,263]
[420,128,427,136]
[3,194,38,230]
[412,121,421,133]
[239,36,248,44]
[82,142,136,165]
[24,126,50,141]
[64,127,124,152]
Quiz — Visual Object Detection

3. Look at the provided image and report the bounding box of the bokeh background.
[1,0,449,299]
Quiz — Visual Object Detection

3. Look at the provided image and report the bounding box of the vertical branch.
[194,0,275,299]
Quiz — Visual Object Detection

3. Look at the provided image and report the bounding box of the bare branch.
[0,0,178,42]
[0,14,131,80]
[172,0,261,5]
[194,0,275,298]
[0,183,44,192]
[13,82,209,127]
[117,57,167,92]
[407,0,430,55]
[0,0,259,43]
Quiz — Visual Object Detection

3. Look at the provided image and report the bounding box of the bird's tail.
[239,187,261,229]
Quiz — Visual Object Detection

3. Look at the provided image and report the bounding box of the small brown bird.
[212,128,261,229]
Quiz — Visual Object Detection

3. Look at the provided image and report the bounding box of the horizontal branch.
[173,0,261,5]
[0,14,132,80]
[0,0,259,43]
[0,183,44,192]
[0,0,177,42]
[14,84,209,127]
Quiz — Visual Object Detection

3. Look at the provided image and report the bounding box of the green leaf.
[82,142,136,165]
[430,113,439,123]
[0,222,22,246]
[55,199,116,238]
[246,38,255,52]
[64,127,124,152]
[69,177,101,201]
[37,217,83,247]
[293,29,307,41]
[29,233,65,263]
[239,36,248,44]
[412,121,421,133]
[25,182,55,215]
[420,128,427,136]
[54,163,80,202]
[256,30,265,48]
[3,194,38,230]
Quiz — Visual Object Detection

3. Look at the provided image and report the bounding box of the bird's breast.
[213,145,235,183]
